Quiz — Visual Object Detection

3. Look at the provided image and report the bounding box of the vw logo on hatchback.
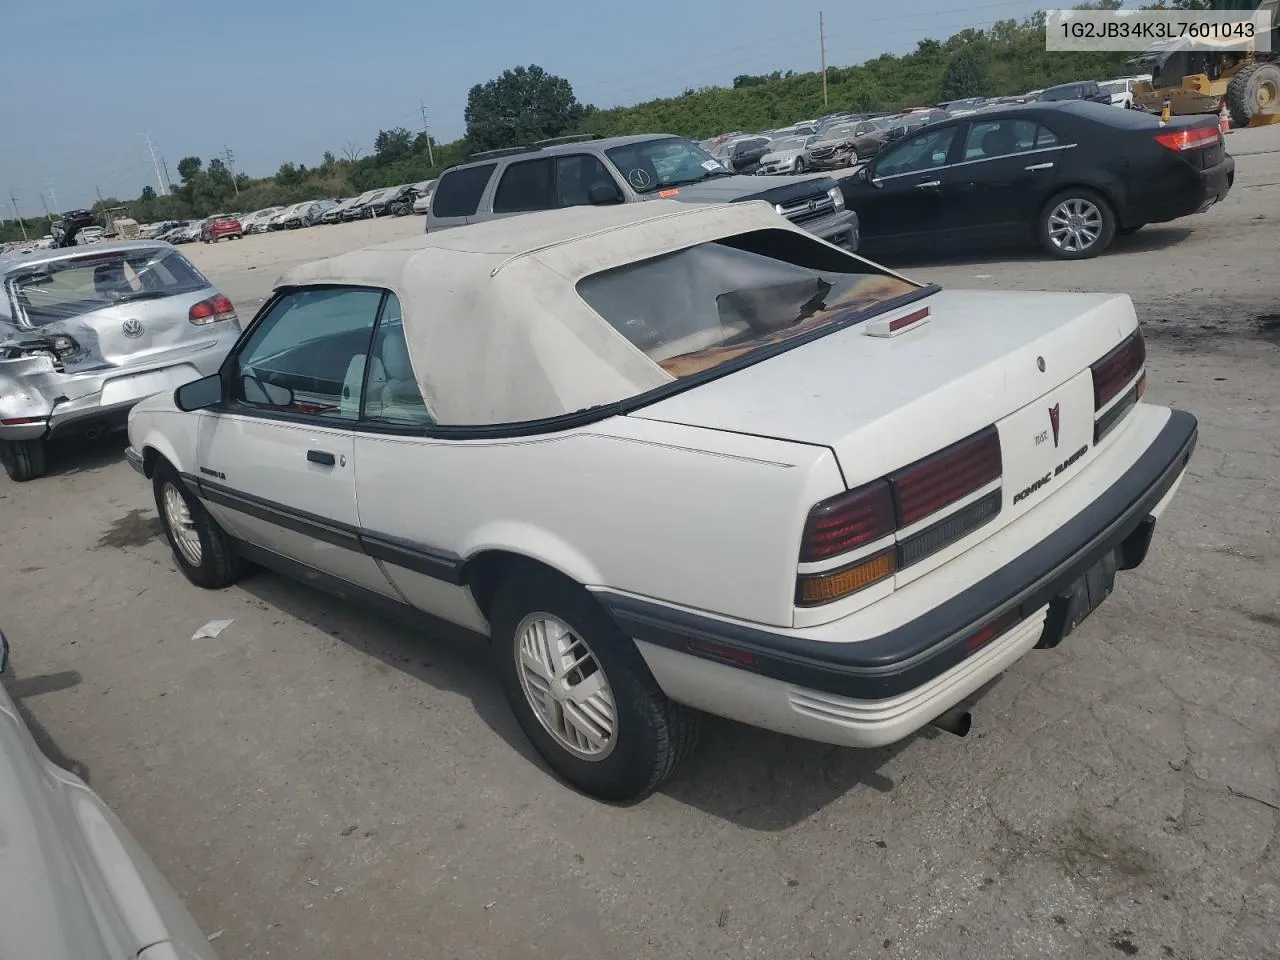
[121,319,144,339]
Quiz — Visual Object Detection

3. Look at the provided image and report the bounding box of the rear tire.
[153,461,244,588]
[1227,62,1280,129]
[490,570,699,801]
[1037,188,1116,260]
[0,439,47,482]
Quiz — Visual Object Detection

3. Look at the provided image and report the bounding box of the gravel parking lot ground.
[2,127,1277,960]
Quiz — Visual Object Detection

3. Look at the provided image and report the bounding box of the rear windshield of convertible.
[576,229,920,377]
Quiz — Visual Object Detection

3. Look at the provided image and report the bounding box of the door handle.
[1024,162,1055,171]
[915,180,942,189]
[307,449,336,466]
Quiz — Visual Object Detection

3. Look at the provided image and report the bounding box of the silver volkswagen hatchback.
[0,241,239,481]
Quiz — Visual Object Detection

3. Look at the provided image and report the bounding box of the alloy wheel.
[162,482,202,566]
[515,612,617,760]
[1047,197,1103,253]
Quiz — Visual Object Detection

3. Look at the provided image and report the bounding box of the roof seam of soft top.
[488,201,745,278]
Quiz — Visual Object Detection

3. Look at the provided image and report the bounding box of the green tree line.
[2,10,1156,242]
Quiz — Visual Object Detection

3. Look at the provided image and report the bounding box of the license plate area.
[1037,550,1118,648]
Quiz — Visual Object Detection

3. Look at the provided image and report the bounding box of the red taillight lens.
[800,479,896,562]
[189,294,237,325]
[1091,330,1146,409]
[1154,126,1220,152]
[890,426,1002,527]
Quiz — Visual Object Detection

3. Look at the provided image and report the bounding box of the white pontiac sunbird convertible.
[126,200,1196,800]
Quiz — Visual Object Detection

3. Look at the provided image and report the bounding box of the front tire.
[1227,62,1280,129]
[490,571,698,801]
[794,157,806,173]
[153,462,243,588]
[1038,188,1116,259]
[0,438,47,482]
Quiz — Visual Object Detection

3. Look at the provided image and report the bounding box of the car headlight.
[827,186,845,211]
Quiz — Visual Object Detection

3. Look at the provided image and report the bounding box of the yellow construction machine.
[1132,0,1280,127]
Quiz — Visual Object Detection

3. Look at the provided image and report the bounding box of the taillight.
[1154,126,1220,152]
[189,293,237,325]
[800,480,896,562]
[797,426,1004,605]
[1091,329,1145,410]
[890,427,1001,527]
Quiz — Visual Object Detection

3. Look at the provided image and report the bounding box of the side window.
[431,163,496,218]
[362,294,433,427]
[1035,124,1061,147]
[962,119,1039,160]
[556,154,622,206]
[232,287,382,421]
[875,126,957,177]
[492,158,557,213]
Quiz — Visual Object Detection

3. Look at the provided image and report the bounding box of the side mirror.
[588,183,624,205]
[174,373,223,412]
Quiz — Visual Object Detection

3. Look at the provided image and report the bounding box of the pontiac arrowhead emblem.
[1048,403,1061,448]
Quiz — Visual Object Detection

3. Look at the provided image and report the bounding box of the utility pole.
[144,132,167,196]
[222,146,240,198]
[47,183,59,213]
[420,101,435,167]
[9,191,27,240]
[819,11,829,108]
[39,190,51,219]
[161,157,173,194]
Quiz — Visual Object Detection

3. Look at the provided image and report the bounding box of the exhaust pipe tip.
[929,707,972,738]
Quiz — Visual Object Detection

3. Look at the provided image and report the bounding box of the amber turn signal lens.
[796,549,896,606]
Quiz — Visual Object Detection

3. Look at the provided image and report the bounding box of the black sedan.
[839,101,1234,259]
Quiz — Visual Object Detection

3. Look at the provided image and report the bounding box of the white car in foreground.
[125,201,1196,800]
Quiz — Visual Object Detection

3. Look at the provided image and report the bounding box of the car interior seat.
[981,127,1017,158]
[375,324,430,423]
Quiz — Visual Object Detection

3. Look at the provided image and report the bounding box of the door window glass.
[1035,125,1062,147]
[362,294,434,426]
[556,154,621,206]
[232,287,382,421]
[875,127,956,177]
[962,119,1039,159]
[493,158,557,213]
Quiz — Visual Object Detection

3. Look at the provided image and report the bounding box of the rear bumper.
[0,339,234,441]
[1135,155,1235,224]
[599,409,1196,743]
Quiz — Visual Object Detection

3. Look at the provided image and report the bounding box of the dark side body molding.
[185,475,466,585]
[597,409,1198,701]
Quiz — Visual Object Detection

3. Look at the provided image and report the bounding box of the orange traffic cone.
[1219,101,1232,134]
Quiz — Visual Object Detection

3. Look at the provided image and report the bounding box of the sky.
[0,0,1048,213]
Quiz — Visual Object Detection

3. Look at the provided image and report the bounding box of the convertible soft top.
[277,200,807,426]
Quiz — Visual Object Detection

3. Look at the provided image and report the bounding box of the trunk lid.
[631,287,1137,529]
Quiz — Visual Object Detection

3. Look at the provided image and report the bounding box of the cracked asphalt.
[2,126,1277,960]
